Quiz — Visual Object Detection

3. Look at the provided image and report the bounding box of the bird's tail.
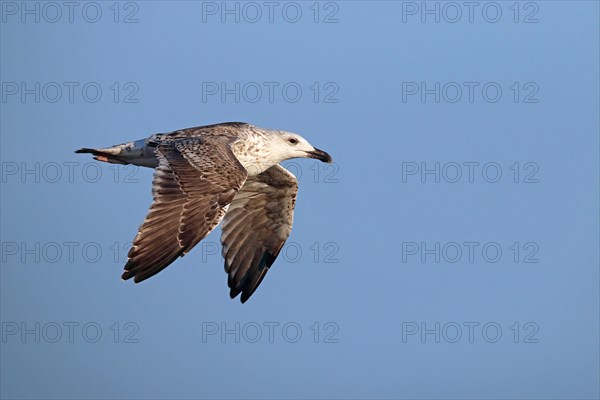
[75,138,158,168]
[75,147,130,165]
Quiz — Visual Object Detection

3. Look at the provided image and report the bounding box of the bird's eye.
[289,138,298,145]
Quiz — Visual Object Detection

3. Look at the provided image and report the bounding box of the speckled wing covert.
[122,137,248,283]
[220,165,298,303]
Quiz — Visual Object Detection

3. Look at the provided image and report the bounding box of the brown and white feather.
[220,165,298,303]
[122,136,247,283]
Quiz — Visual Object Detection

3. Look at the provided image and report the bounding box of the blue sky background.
[1,1,599,399]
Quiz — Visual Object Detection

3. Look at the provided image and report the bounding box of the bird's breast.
[231,141,276,176]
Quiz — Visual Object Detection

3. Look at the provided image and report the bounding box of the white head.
[267,130,333,164]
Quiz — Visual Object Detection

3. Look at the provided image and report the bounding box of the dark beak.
[306,148,333,163]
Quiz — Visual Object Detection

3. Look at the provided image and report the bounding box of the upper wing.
[220,165,298,303]
[122,137,247,283]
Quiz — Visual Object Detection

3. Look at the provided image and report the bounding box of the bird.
[75,122,333,303]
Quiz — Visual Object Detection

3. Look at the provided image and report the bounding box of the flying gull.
[75,122,332,303]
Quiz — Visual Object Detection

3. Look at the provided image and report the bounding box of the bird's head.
[271,130,333,164]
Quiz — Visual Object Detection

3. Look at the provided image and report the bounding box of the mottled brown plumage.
[221,165,298,302]
[76,122,332,303]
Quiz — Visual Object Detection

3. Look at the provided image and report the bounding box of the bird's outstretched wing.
[221,165,298,303]
[122,137,247,283]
